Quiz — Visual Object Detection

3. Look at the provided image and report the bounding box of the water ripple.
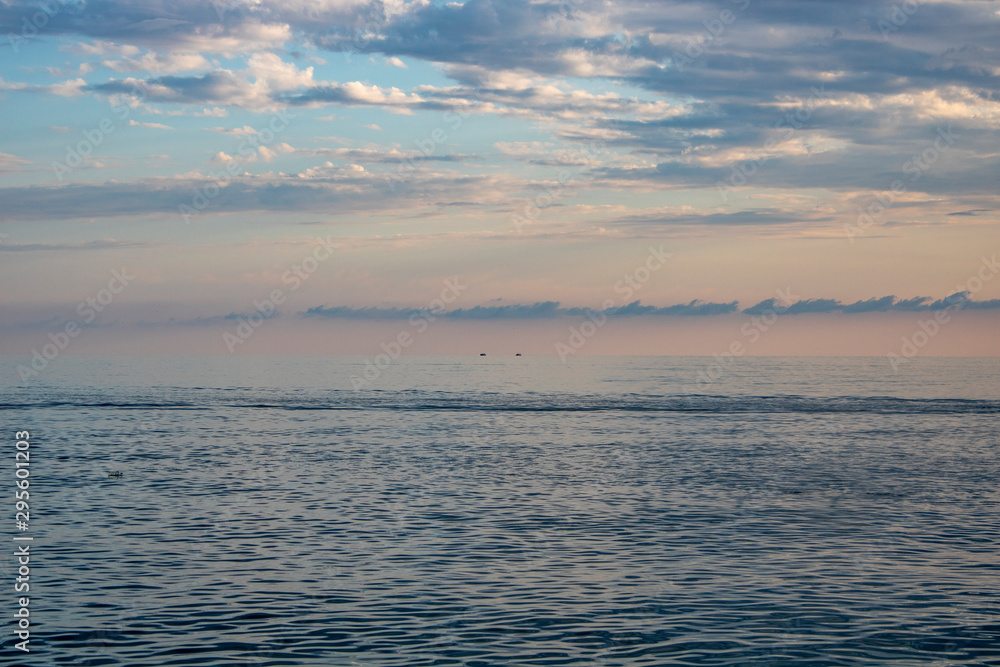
[7,384,999,666]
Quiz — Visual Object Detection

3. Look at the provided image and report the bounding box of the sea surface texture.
[1,356,998,666]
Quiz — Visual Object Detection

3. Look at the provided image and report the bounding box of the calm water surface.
[1,356,998,666]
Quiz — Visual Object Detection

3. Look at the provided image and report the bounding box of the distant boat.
[108,471,123,478]
[515,353,522,356]
[480,353,486,356]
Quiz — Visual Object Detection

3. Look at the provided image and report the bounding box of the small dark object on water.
[108,471,123,478]
[516,353,522,356]
[480,353,486,356]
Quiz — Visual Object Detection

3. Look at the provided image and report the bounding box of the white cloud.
[65,41,141,57]
[207,125,261,135]
[416,72,687,126]
[103,51,212,75]
[49,78,88,97]
[340,81,419,105]
[0,77,86,97]
[88,53,315,110]
[776,86,1000,129]
[191,107,229,117]
[128,120,175,130]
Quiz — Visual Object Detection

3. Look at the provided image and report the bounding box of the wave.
[3,390,999,414]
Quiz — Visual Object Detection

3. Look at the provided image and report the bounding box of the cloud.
[300,295,1000,321]
[303,305,415,320]
[841,296,926,313]
[101,50,212,75]
[947,209,989,217]
[612,300,740,316]
[65,41,142,58]
[206,125,261,135]
[0,239,157,252]
[1,76,86,96]
[0,153,32,174]
[187,107,229,117]
[83,58,435,113]
[87,53,315,110]
[959,297,1000,310]
[305,300,737,320]
[257,145,278,161]
[210,152,237,165]
[281,80,423,110]
[278,144,478,164]
[0,169,516,221]
[2,0,999,233]
[1,4,293,54]
[443,301,566,319]
[743,294,1000,315]
[602,208,833,230]
[128,120,174,130]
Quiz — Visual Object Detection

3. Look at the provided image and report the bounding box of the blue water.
[2,356,998,666]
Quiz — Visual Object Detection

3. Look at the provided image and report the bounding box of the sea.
[1,355,998,666]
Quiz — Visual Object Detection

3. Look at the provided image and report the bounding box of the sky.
[1,0,998,364]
